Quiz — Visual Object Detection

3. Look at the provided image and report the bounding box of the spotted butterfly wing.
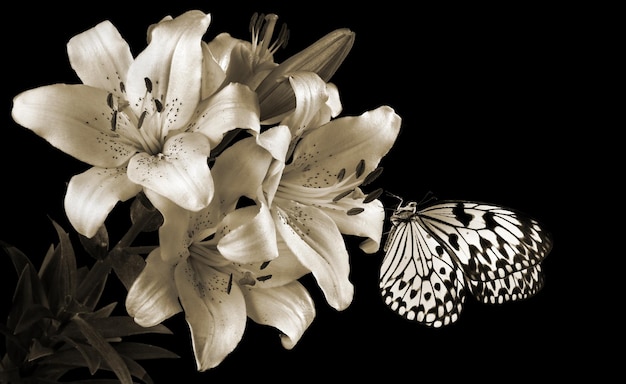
[379,198,553,327]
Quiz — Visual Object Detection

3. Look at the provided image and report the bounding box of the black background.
[2,1,606,382]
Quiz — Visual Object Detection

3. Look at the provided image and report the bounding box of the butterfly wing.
[418,201,552,302]
[469,263,545,304]
[380,218,466,327]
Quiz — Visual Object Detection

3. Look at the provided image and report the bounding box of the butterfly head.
[401,201,418,212]
[390,201,418,222]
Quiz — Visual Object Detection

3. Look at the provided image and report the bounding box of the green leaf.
[8,264,49,331]
[0,322,29,358]
[38,219,78,315]
[61,317,172,340]
[71,316,133,384]
[6,264,50,367]
[1,239,36,277]
[111,250,146,291]
[64,296,97,317]
[75,264,111,312]
[0,362,21,384]
[77,266,109,312]
[7,266,31,332]
[120,355,153,384]
[52,335,103,375]
[40,344,166,384]
[70,381,136,384]
[89,302,118,319]
[114,342,180,360]
[93,318,173,338]
[13,303,55,334]
[75,258,113,308]
[79,224,110,260]
[1,240,50,331]
[27,363,74,382]
[27,338,54,362]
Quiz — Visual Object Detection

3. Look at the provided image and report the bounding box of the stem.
[123,245,158,255]
[103,202,162,292]
[113,208,160,250]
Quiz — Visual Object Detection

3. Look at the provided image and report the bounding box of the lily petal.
[322,82,342,119]
[210,127,286,213]
[200,34,233,98]
[243,281,315,349]
[243,238,309,288]
[125,248,182,327]
[203,32,279,94]
[126,10,211,135]
[203,32,241,72]
[254,125,291,207]
[175,259,246,371]
[127,132,213,211]
[67,20,133,95]
[180,125,288,244]
[272,200,354,310]
[143,189,193,264]
[321,190,385,254]
[146,15,173,43]
[226,43,278,90]
[300,81,342,133]
[279,72,331,137]
[187,83,260,148]
[65,167,141,238]
[217,201,278,264]
[254,124,291,166]
[186,204,223,246]
[12,84,139,168]
[283,106,401,189]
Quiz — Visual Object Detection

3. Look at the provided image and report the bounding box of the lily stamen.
[138,125,162,154]
[154,98,163,113]
[137,110,148,129]
[268,23,289,53]
[355,159,366,178]
[249,13,289,67]
[144,77,153,93]
[363,188,383,204]
[107,92,159,154]
[336,168,346,182]
[332,189,354,202]
[110,110,118,131]
[107,93,114,109]
[346,207,365,216]
[362,167,384,186]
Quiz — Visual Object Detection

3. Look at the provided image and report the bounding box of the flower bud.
[256,28,355,122]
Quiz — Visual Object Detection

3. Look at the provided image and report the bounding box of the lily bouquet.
[3,9,401,382]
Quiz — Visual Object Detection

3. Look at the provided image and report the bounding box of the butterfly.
[379,193,553,327]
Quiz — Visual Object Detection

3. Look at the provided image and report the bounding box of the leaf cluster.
[0,212,175,384]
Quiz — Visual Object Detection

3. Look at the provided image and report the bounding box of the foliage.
[0,200,177,384]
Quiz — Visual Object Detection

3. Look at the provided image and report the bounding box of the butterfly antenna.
[385,191,404,210]
[417,191,438,207]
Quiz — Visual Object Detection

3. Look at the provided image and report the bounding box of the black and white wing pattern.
[379,199,553,327]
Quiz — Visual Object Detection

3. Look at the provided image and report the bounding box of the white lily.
[11,10,260,238]
[268,76,403,309]
[201,12,353,123]
[126,126,315,371]
[202,20,401,310]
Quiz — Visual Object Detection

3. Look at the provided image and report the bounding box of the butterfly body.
[380,198,552,328]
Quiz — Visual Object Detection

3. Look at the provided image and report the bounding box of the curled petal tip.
[257,28,355,121]
[257,28,354,95]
